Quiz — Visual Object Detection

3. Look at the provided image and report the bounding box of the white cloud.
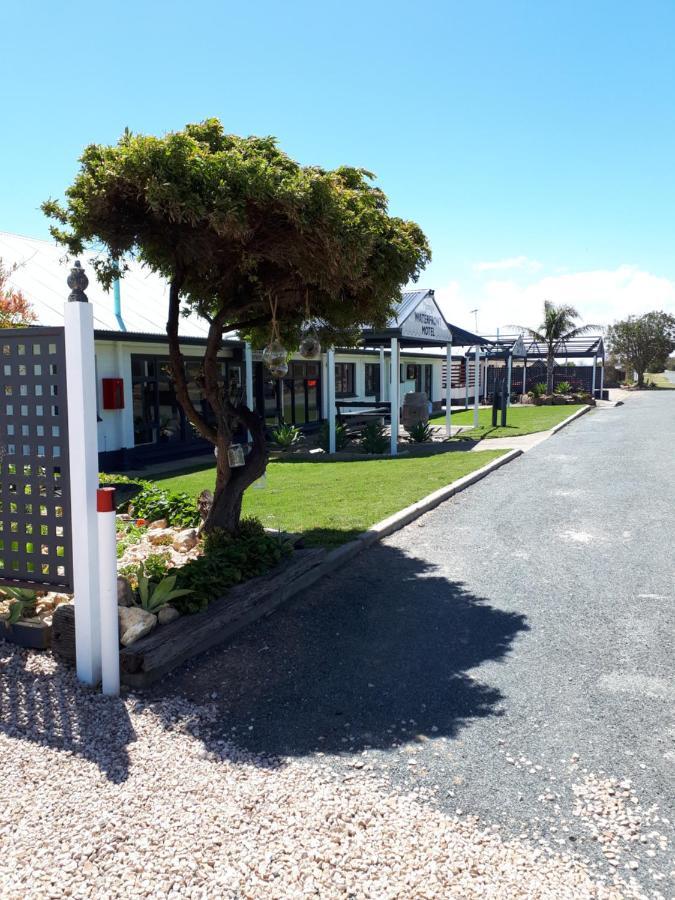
[473,256,543,273]
[433,264,675,335]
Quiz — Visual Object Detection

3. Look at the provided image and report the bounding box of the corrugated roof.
[0,231,210,338]
[389,290,432,328]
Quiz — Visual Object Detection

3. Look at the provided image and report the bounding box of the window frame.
[334,362,356,398]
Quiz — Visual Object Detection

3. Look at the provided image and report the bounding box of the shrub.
[555,381,572,394]
[406,420,434,443]
[131,484,200,528]
[529,382,548,399]
[318,421,349,452]
[360,421,389,454]
[271,423,301,449]
[171,521,291,614]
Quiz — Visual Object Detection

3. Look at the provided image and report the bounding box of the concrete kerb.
[549,404,592,434]
[316,449,523,574]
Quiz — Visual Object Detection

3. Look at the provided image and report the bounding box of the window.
[365,363,380,397]
[131,354,228,448]
[335,362,355,397]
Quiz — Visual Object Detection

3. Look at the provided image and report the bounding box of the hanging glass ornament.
[263,295,289,378]
[262,339,288,377]
[299,329,321,358]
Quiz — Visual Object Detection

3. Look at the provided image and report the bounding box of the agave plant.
[271,423,301,449]
[133,566,193,613]
[0,587,38,625]
[406,420,434,443]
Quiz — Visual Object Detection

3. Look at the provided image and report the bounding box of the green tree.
[43,120,430,533]
[511,301,600,393]
[607,311,675,387]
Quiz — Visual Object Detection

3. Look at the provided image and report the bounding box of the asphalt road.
[161,392,674,895]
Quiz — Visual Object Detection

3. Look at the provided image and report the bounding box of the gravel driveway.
[0,392,672,898]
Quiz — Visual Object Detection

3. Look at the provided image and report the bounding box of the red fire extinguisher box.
[102,377,125,410]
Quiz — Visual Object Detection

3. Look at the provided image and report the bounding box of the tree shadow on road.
[153,541,528,760]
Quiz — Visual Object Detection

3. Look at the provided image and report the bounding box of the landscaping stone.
[147,528,175,546]
[158,606,180,626]
[148,518,168,530]
[117,576,134,607]
[172,528,199,552]
[118,607,157,646]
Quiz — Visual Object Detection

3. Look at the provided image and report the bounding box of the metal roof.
[362,289,488,348]
[476,333,605,359]
[0,231,211,339]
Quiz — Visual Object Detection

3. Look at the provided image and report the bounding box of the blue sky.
[1,0,674,331]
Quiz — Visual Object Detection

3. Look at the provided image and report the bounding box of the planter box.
[0,619,51,650]
[52,549,328,688]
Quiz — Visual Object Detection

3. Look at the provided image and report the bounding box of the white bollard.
[97,487,119,696]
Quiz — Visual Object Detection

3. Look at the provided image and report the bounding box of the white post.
[97,487,119,696]
[506,352,513,406]
[522,359,527,394]
[244,341,254,442]
[390,337,399,455]
[445,341,452,436]
[379,346,386,400]
[599,359,605,397]
[591,353,597,397]
[64,262,102,687]
[327,347,336,453]
[473,345,480,428]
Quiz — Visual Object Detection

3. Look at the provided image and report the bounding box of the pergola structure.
[467,333,606,399]
[326,289,487,456]
[464,335,527,406]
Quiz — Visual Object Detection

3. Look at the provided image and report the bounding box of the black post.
[501,385,508,427]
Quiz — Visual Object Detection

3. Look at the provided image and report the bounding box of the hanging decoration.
[262,295,289,378]
[298,288,321,358]
[227,443,246,468]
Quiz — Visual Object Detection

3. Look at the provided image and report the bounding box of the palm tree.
[511,301,601,394]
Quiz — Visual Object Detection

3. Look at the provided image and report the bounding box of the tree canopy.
[43,120,431,531]
[607,311,675,386]
[43,119,430,347]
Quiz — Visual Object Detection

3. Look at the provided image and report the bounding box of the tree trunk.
[166,273,269,535]
[203,401,268,534]
[546,352,555,394]
[636,368,646,388]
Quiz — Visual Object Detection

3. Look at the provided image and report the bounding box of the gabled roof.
[362,288,487,347]
[0,231,210,338]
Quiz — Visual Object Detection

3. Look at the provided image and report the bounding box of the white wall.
[94,340,233,456]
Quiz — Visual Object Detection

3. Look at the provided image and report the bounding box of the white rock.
[118,606,157,636]
[120,619,156,646]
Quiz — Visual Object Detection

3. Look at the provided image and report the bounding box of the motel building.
[1,232,483,470]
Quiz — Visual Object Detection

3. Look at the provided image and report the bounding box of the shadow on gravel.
[0,644,135,783]
[153,541,528,762]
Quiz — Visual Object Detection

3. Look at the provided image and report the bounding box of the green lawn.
[430,403,585,440]
[157,450,505,547]
[645,372,675,389]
